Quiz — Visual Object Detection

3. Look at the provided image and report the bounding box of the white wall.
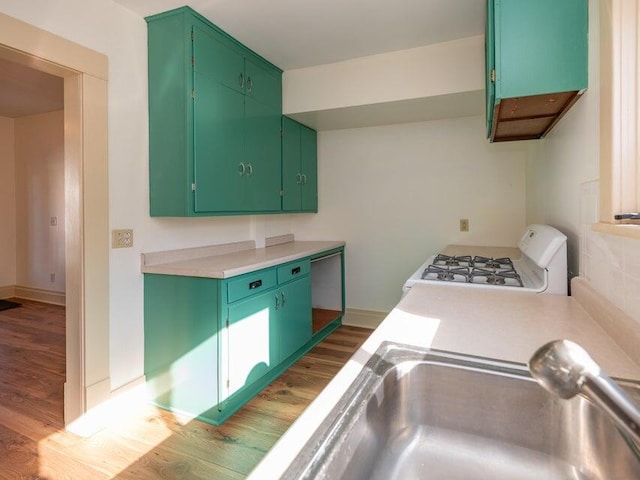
[293,115,528,312]
[283,35,484,114]
[14,110,65,292]
[0,115,16,289]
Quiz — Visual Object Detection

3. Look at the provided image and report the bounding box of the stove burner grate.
[469,267,523,287]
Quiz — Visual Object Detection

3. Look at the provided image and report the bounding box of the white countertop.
[248,283,640,479]
[141,240,344,278]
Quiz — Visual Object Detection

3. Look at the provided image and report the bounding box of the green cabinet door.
[193,71,246,212]
[245,95,282,212]
[278,275,312,362]
[245,56,282,110]
[300,125,318,212]
[282,116,302,211]
[225,288,278,400]
[282,116,318,213]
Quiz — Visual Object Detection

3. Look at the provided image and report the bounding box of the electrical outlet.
[112,229,134,248]
[460,218,469,232]
[50,216,58,226]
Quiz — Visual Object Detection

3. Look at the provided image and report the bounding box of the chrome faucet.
[529,339,640,446]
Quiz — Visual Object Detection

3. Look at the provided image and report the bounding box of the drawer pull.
[249,279,262,290]
[291,266,301,275]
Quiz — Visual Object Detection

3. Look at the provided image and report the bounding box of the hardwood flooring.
[0,299,372,479]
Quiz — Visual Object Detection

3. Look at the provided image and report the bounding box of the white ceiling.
[113,0,486,70]
[0,56,64,118]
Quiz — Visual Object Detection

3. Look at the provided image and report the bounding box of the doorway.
[0,12,110,428]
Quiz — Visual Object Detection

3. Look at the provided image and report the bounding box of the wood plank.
[0,299,373,478]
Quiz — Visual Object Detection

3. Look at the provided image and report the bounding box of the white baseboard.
[342,308,389,329]
[66,375,148,437]
[14,285,66,306]
[0,285,16,299]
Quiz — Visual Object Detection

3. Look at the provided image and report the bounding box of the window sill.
[592,222,640,240]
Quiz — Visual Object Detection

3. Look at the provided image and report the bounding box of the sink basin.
[283,342,640,480]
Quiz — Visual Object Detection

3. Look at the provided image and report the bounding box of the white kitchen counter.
[141,239,344,278]
[248,282,640,479]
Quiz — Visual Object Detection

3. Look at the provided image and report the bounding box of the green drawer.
[227,269,277,303]
[277,259,310,285]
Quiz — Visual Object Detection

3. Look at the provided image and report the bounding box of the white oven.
[402,224,568,295]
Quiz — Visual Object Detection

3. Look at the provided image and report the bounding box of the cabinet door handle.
[247,76,253,93]
[249,279,262,290]
[238,162,246,176]
[301,174,307,185]
[291,266,301,275]
[296,173,302,184]
[274,293,280,310]
[239,72,244,89]
[246,163,253,176]
[281,291,285,307]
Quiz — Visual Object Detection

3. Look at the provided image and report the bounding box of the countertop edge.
[140,240,345,279]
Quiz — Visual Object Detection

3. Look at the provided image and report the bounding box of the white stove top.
[402,225,567,296]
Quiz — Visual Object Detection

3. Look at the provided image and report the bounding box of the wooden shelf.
[312,308,341,333]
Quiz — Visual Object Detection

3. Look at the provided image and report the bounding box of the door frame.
[0,12,110,427]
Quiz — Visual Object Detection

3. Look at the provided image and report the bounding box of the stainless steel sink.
[283,342,640,480]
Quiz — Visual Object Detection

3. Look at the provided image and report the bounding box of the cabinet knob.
[281,291,286,307]
[238,162,246,176]
[301,174,307,185]
[239,72,244,89]
[274,293,280,310]
[296,173,302,184]
[246,163,253,176]
[247,76,253,93]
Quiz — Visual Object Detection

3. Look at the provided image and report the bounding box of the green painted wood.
[147,11,192,216]
[278,275,312,362]
[495,0,588,99]
[276,258,310,284]
[146,6,284,216]
[227,268,277,303]
[244,95,282,212]
[226,287,278,400]
[485,0,495,139]
[245,56,283,110]
[193,71,246,213]
[486,0,588,138]
[144,274,221,420]
[281,116,302,211]
[143,246,344,425]
[281,117,318,213]
[193,25,245,95]
[300,125,318,212]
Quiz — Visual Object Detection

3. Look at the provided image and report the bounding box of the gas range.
[403,225,568,295]
[423,255,524,287]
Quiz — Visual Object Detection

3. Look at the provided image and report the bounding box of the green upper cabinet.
[282,116,318,213]
[486,0,588,142]
[147,7,283,216]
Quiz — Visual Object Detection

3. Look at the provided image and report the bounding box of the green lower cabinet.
[143,251,341,425]
[144,274,222,423]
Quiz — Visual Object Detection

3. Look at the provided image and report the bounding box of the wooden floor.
[0,299,372,479]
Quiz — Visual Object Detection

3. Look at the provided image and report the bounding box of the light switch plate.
[460,219,469,232]
[112,229,133,248]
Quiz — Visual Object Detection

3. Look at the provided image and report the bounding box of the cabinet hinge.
[490,69,496,83]
[280,190,285,196]
[280,128,284,137]
[191,56,195,67]
[191,183,196,191]
[191,30,194,41]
